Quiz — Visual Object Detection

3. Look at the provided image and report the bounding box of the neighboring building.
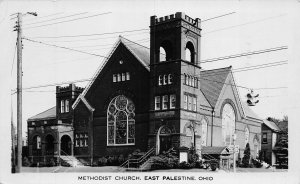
[261,119,281,165]
[27,12,263,165]
[27,84,83,163]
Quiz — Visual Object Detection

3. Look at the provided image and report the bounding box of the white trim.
[74,95,95,112]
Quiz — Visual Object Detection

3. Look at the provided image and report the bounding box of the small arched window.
[33,135,41,149]
[159,47,166,61]
[185,41,195,64]
[245,126,250,146]
[201,119,208,146]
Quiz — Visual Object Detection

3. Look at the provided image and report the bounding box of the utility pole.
[16,12,23,173]
[14,11,37,173]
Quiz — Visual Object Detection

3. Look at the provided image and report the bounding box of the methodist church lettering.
[154,111,175,118]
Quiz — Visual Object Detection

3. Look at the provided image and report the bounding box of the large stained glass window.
[107,95,135,145]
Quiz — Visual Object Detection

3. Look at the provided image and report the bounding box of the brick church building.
[27,12,263,165]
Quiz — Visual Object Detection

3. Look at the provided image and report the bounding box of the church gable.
[72,36,150,111]
[214,71,245,121]
[200,67,231,108]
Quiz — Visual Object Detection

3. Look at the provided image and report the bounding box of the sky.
[0,0,296,135]
[0,0,300,183]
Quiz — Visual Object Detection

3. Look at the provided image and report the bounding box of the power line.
[30,28,149,39]
[25,12,64,22]
[14,60,288,92]
[71,38,149,49]
[202,12,236,22]
[203,14,286,35]
[201,46,288,63]
[23,12,88,26]
[23,37,109,58]
[37,31,150,43]
[254,87,287,90]
[200,60,288,78]
[10,41,17,76]
[24,12,112,30]
[13,78,93,91]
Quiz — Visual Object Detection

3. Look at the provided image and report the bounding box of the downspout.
[90,110,94,166]
[211,108,214,147]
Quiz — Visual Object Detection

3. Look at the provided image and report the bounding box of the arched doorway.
[156,126,172,155]
[61,135,72,155]
[45,134,55,155]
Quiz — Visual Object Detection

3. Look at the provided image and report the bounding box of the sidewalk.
[21,166,288,173]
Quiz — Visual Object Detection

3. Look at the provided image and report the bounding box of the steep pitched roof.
[72,36,150,110]
[200,67,231,107]
[121,37,150,69]
[263,119,281,132]
[241,101,262,121]
[27,106,56,121]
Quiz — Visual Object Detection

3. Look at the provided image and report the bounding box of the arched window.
[201,119,208,146]
[245,126,250,147]
[222,103,236,146]
[33,135,41,150]
[107,95,135,145]
[185,41,195,64]
[159,47,166,61]
[159,40,172,62]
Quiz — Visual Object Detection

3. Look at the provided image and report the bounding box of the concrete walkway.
[21,166,287,173]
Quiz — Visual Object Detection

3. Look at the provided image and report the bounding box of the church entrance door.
[61,135,72,155]
[159,135,171,153]
[156,125,172,155]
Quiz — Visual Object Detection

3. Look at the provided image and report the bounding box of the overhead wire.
[11,60,288,93]
[30,28,149,39]
[24,12,112,30]
[201,46,287,63]
[202,12,236,22]
[202,14,286,35]
[25,12,64,22]
[23,12,88,26]
[23,37,108,58]
[10,41,17,76]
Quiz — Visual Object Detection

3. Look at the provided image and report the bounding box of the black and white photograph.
[0,0,299,184]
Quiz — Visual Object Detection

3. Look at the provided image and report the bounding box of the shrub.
[242,143,251,167]
[118,154,125,165]
[98,157,107,166]
[188,146,199,168]
[195,160,203,168]
[22,157,31,167]
[210,159,219,171]
[178,161,192,169]
[49,158,56,167]
[252,158,262,168]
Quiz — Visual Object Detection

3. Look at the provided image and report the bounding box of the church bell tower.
[148,12,203,153]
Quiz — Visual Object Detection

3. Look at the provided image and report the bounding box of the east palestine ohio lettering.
[144,176,196,180]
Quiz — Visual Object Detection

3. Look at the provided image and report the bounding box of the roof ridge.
[28,106,56,120]
[119,35,150,50]
[201,66,232,72]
